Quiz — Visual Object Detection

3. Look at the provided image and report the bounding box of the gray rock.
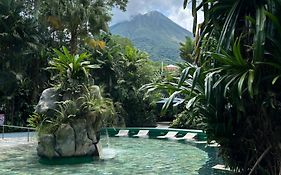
[37,134,59,158]
[35,88,58,114]
[86,111,98,143]
[35,85,105,159]
[87,144,98,156]
[71,119,93,156]
[87,129,98,144]
[55,124,75,157]
[93,116,103,133]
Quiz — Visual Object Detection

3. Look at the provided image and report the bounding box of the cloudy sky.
[111,0,204,32]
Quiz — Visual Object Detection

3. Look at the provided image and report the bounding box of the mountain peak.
[130,11,165,21]
[145,10,164,16]
[110,11,193,62]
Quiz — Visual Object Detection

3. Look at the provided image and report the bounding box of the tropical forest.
[1,0,281,174]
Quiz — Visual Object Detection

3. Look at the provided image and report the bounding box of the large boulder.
[55,124,75,157]
[37,121,100,158]
[35,85,104,159]
[37,134,59,158]
[71,119,95,156]
[86,111,98,143]
[35,88,58,115]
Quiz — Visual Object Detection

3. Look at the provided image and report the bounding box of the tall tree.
[38,0,128,53]
[0,0,48,125]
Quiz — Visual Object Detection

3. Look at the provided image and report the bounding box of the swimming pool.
[0,133,223,175]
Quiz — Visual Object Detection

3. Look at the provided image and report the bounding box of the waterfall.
[96,142,104,159]
[97,128,116,160]
[105,128,110,147]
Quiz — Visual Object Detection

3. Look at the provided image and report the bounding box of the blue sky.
[111,0,204,32]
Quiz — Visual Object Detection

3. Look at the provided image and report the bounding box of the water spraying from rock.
[97,128,117,160]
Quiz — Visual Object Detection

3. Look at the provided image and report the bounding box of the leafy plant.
[79,85,116,125]
[178,0,281,174]
[47,46,99,89]
[170,110,205,129]
[54,100,80,122]
[145,62,213,129]
[179,37,194,63]
[27,112,57,135]
[27,112,47,130]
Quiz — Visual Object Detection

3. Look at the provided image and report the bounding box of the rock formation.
[35,85,107,159]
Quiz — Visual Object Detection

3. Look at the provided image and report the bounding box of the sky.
[111,0,204,32]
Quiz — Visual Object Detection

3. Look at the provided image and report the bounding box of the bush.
[170,110,205,130]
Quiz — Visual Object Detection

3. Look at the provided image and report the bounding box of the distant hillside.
[110,11,193,63]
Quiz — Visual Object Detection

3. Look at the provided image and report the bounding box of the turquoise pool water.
[0,136,222,174]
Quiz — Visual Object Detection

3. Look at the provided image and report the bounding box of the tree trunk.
[70,28,78,54]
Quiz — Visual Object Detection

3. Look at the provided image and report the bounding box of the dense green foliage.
[37,0,128,53]
[145,0,281,174]
[0,0,128,127]
[110,11,193,63]
[85,34,160,126]
[193,1,281,173]
[1,0,161,128]
[179,37,193,63]
[142,62,208,129]
[28,47,115,134]
[0,0,49,126]
[170,110,205,130]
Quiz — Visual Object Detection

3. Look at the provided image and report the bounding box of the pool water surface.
[0,136,221,174]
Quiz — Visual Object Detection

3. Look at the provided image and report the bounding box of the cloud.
[111,0,173,23]
[111,0,203,32]
[168,6,204,32]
